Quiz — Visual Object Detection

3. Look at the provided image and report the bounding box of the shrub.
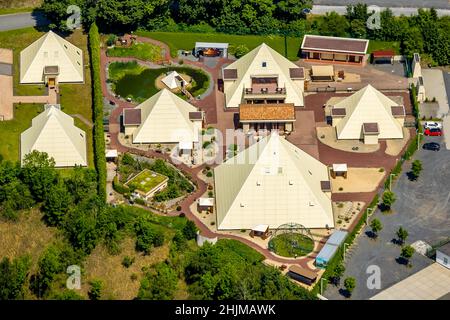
[112,176,130,194]
[382,191,396,210]
[344,277,356,296]
[234,44,249,58]
[88,280,103,300]
[206,171,213,177]
[106,34,117,46]
[182,220,198,240]
[122,256,135,268]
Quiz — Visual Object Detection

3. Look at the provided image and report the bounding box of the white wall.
[436,250,450,269]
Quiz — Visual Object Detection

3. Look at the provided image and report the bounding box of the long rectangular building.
[301,35,369,65]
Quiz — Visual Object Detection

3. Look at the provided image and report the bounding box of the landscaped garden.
[268,224,315,258]
[106,42,163,62]
[269,233,315,258]
[108,61,210,103]
[114,153,195,204]
[136,30,302,61]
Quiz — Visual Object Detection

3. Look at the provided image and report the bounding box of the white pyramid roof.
[132,89,199,144]
[223,43,304,108]
[21,106,87,167]
[161,71,186,90]
[335,85,404,139]
[214,132,334,230]
[20,31,84,84]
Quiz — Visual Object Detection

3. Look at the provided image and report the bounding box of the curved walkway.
[101,36,320,270]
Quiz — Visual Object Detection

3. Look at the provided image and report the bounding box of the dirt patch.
[331,167,386,193]
[385,128,411,156]
[81,237,170,300]
[317,126,380,153]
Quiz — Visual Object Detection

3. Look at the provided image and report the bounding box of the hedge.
[88,23,107,201]
[112,176,130,194]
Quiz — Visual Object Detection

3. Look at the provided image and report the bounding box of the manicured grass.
[0,27,94,167]
[107,42,163,61]
[126,169,168,193]
[0,103,44,161]
[109,61,209,103]
[136,30,302,61]
[0,7,35,15]
[367,40,401,55]
[268,233,314,257]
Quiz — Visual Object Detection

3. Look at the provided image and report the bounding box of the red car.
[424,128,442,136]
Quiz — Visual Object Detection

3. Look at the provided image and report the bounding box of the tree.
[400,245,415,266]
[182,220,198,240]
[137,262,178,300]
[410,160,423,180]
[40,0,82,32]
[382,190,396,210]
[331,263,345,285]
[396,227,408,245]
[233,44,250,58]
[343,277,356,297]
[31,246,63,298]
[43,181,73,226]
[21,151,58,202]
[134,217,165,254]
[0,256,31,300]
[318,11,349,37]
[274,0,312,22]
[88,279,103,300]
[370,218,383,238]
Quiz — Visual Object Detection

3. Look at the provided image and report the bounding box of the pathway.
[101,36,322,271]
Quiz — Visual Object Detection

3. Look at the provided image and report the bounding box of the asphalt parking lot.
[325,136,450,300]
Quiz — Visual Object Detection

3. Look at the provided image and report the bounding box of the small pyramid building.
[332,85,405,143]
[20,30,84,84]
[21,105,87,167]
[222,43,305,108]
[214,132,334,230]
[161,71,187,90]
[123,89,202,145]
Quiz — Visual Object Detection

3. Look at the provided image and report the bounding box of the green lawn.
[107,42,163,61]
[126,169,168,193]
[0,7,35,15]
[367,40,401,55]
[0,27,94,167]
[0,103,44,161]
[268,233,314,258]
[136,30,302,61]
[109,61,209,102]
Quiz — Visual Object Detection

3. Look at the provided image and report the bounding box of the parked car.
[424,121,442,130]
[423,142,441,151]
[424,128,442,136]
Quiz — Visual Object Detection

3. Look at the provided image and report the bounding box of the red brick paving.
[102,37,319,270]
[101,35,416,272]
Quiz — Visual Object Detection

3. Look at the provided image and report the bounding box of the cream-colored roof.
[161,71,186,90]
[223,43,304,108]
[20,31,84,84]
[21,105,87,167]
[334,85,404,140]
[214,132,334,230]
[371,263,450,300]
[132,89,199,144]
[312,65,334,77]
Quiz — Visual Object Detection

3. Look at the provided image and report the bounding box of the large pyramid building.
[214,132,334,230]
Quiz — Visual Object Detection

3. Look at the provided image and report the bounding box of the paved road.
[325,135,450,300]
[312,5,450,16]
[0,12,48,31]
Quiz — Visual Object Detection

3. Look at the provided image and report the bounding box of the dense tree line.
[42,1,450,65]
